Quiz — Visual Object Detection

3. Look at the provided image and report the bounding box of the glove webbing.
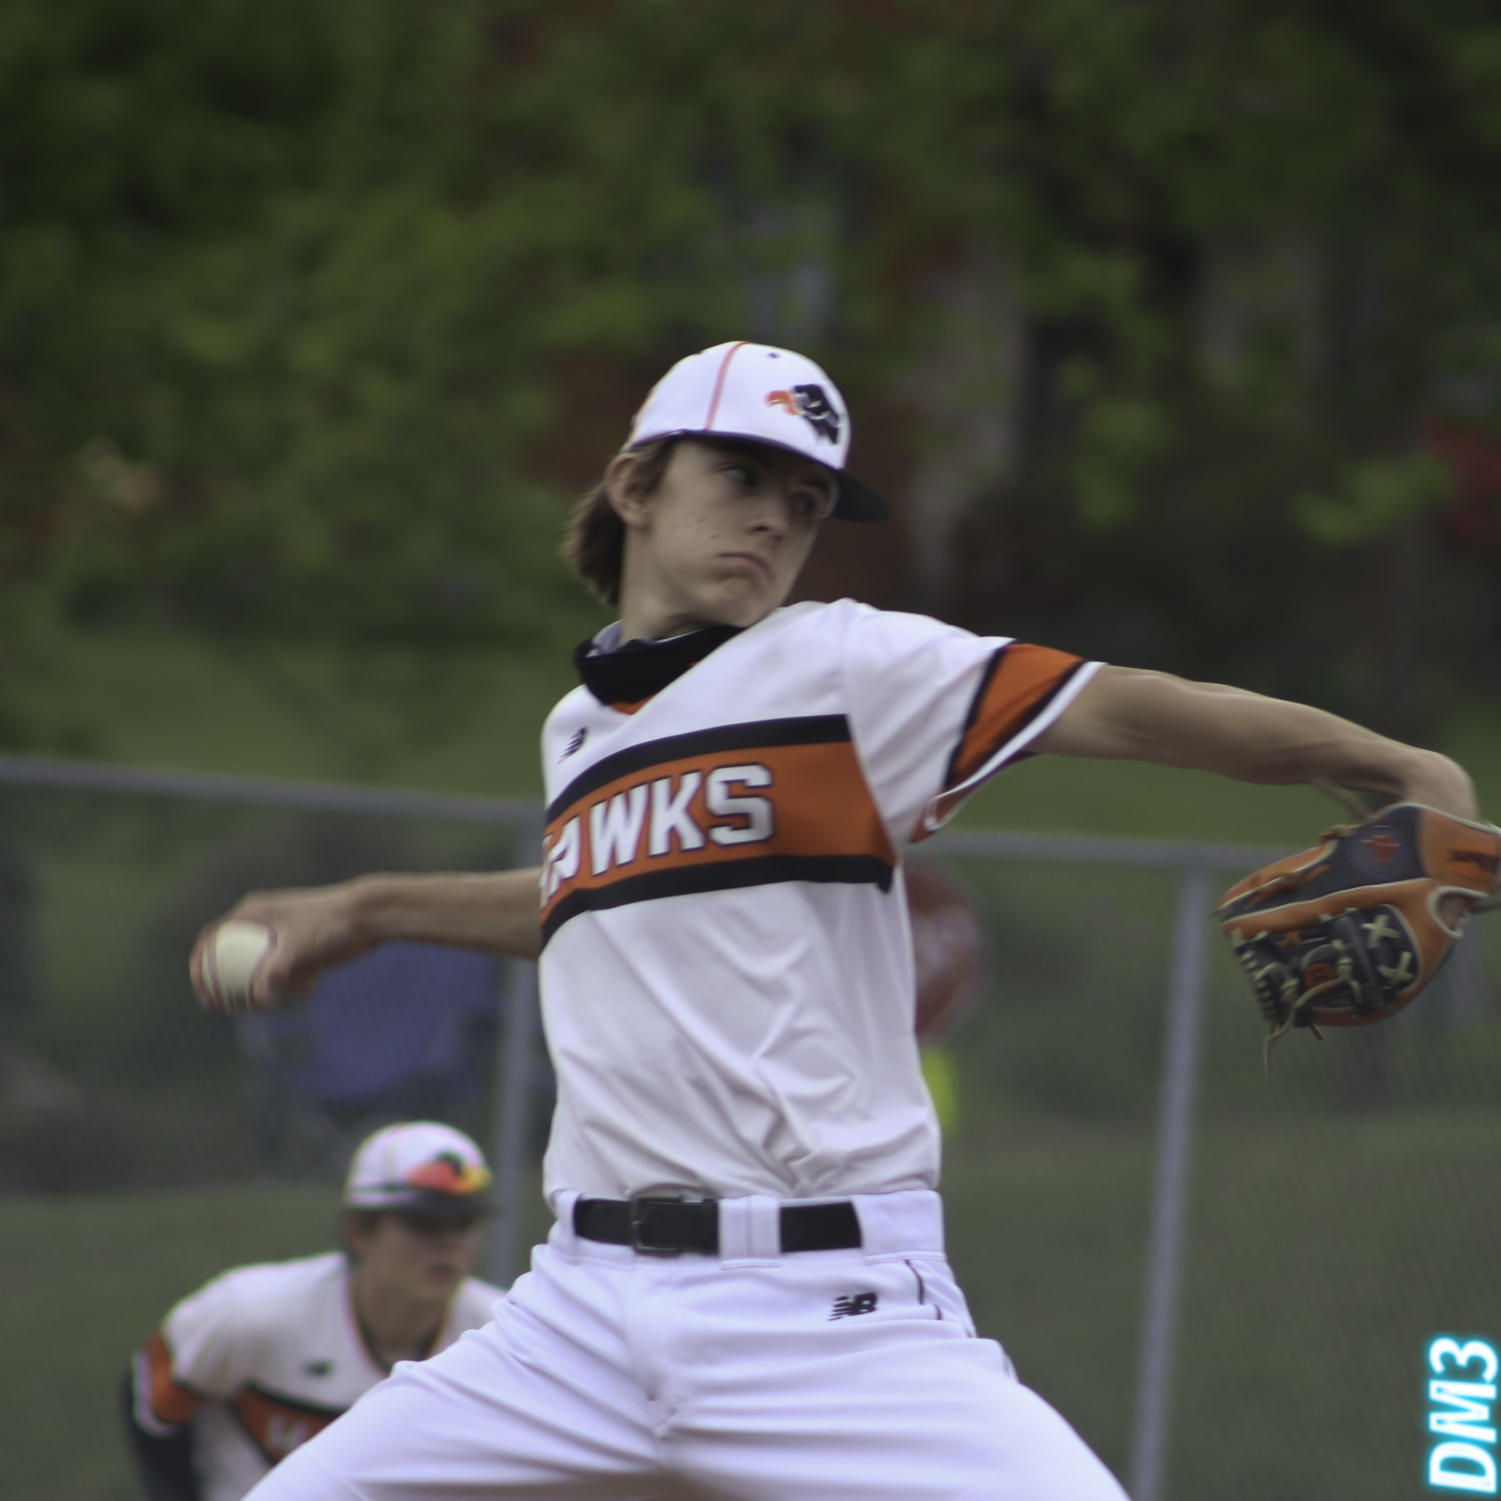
[1248,909,1413,1075]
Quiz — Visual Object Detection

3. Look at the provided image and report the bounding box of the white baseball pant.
[244,1190,1129,1500]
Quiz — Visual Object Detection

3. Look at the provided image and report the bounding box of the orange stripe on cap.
[702,341,749,430]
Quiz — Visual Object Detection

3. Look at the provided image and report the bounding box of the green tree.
[3,0,1499,753]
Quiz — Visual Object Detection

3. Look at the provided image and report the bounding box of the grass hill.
[14,623,1500,842]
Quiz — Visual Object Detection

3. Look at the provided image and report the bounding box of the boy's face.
[611,438,835,636]
[347,1210,485,1304]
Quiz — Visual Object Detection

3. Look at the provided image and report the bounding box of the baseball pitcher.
[189,342,1494,1500]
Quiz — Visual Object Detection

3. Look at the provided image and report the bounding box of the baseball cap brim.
[628,430,888,523]
[830,470,888,523]
[345,1184,497,1214]
[386,1190,496,1215]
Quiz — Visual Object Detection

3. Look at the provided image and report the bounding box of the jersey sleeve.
[145,1266,270,1418]
[121,1365,202,1501]
[836,602,1100,845]
[130,1329,206,1433]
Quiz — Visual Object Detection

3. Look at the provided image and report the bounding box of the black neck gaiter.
[572,624,744,707]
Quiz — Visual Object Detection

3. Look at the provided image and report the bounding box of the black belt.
[573,1196,862,1256]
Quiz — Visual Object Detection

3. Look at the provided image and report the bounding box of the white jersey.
[129,1251,502,1501]
[538,598,1099,1202]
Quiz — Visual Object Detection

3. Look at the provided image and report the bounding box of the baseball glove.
[1219,802,1501,1067]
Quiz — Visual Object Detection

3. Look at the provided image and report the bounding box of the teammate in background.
[191,342,1485,1500]
[122,1121,504,1501]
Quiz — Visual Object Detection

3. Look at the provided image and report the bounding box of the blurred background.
[2,2,1499,1497]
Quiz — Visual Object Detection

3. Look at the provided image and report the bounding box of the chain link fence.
[2,755,1497,1501]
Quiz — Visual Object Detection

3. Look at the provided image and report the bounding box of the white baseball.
[205,920,273,1011]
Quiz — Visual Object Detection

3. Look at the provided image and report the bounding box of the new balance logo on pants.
[828,1293,878,1320]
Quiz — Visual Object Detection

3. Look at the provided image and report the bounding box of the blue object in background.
[238,943,502,1170]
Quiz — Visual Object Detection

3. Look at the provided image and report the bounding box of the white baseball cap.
[626,340,888,521]
[343,1121,495,1213]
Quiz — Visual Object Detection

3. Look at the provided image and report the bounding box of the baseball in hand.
[203,920,273,1012]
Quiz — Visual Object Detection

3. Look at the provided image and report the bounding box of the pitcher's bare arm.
[1036,666,1477,820]
[190,868,543,1012]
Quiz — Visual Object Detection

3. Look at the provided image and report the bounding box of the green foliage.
[4,0,1501,748]
[1293,451,1455,547]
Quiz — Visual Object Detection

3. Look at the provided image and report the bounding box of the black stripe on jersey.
[942,648,1005,791]
[943,656,1090,790]
[234,1382,345,1465]
[548,715,851,822]
[242,1383,345,1422]
[541,852,894,947]
[998,660,1090,768]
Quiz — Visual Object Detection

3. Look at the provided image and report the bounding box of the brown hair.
[561,439,677,607]
[338,1208,381,1261]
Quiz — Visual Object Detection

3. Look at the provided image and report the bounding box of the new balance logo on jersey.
[302,1360,332,1377]
[829,1292,878,1320]
[561,728,588,760]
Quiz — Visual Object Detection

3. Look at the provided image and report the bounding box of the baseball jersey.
[127,1251,503,1501]
[538,597,1099,1203]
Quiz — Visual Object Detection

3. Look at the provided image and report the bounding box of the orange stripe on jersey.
[540,717,896,943]
[234,1384,342,1463]
[144,1330,203,1425]
[914,645,1090,840]
[944,643,1085,789]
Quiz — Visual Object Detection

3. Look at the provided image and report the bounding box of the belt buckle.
[628,1194,687,1257]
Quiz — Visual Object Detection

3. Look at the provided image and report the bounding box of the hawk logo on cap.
[766,383,840,445]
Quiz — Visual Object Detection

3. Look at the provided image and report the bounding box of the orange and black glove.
[1219,803,1500,1067]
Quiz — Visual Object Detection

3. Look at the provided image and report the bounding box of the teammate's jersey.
[128,1251,502,1501]
[538,598,1100,1202]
